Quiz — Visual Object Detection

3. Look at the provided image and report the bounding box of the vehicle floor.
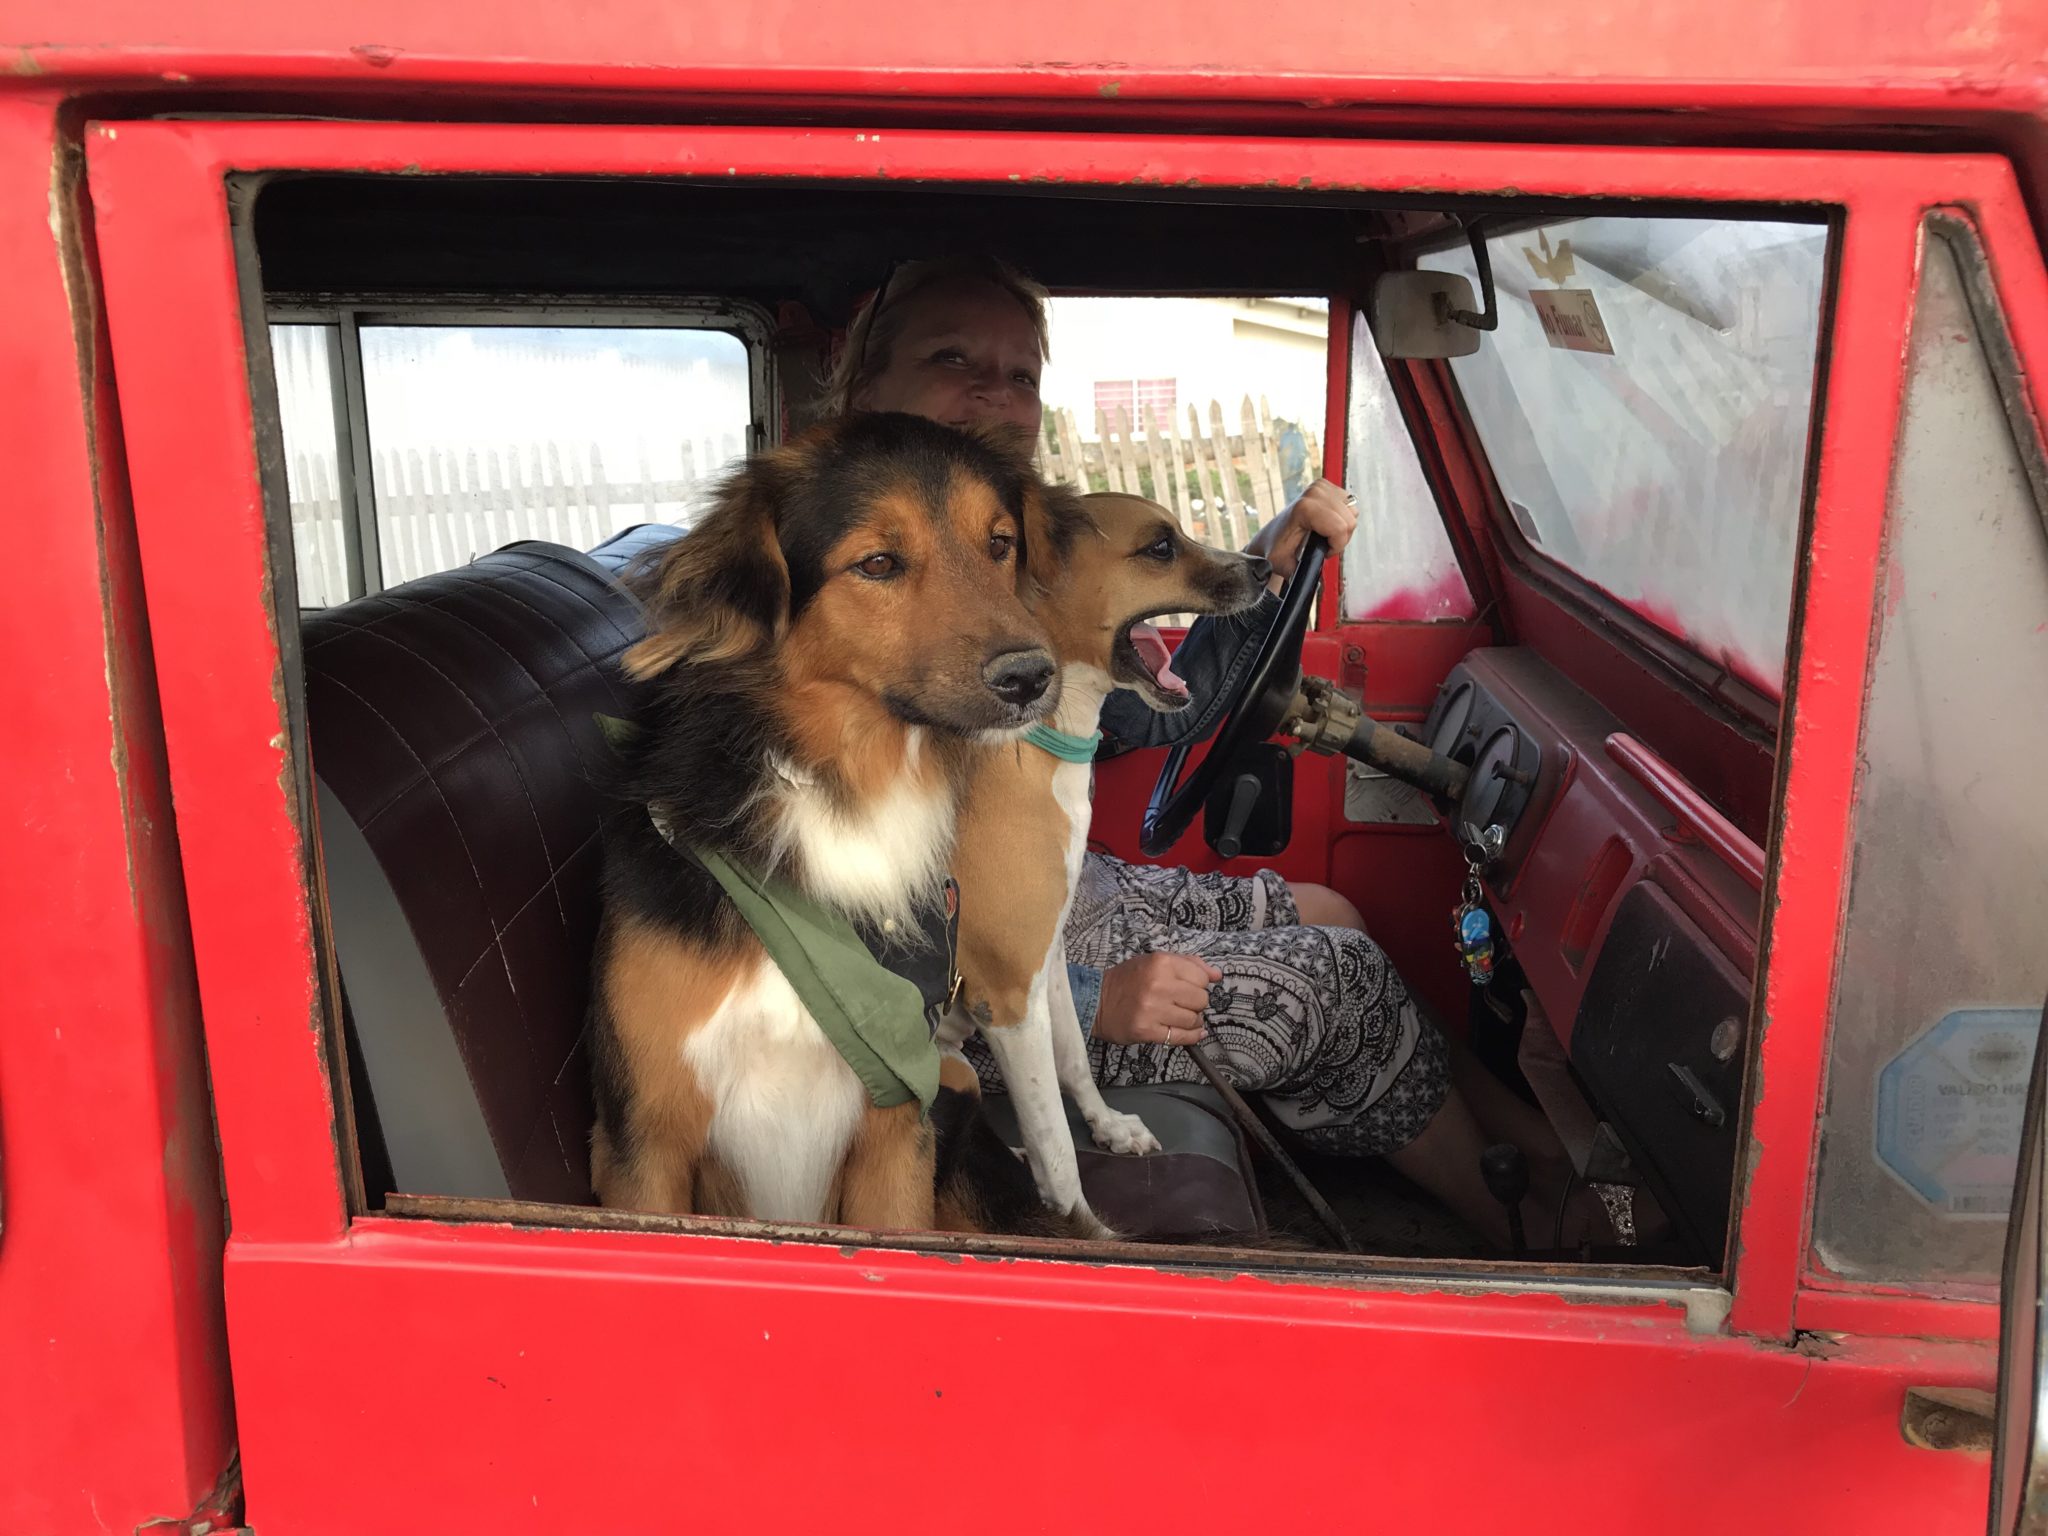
[1252,1138,1699,1266]
[1253,1145,1481,1258]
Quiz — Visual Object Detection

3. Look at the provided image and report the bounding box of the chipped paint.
[386,1191,1723,1319]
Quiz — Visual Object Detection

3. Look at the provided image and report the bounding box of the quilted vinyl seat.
[309,526,1267,1243]
[305,541,641,1204]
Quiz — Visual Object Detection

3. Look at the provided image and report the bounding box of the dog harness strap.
[856,880,961,1035]
[682,840,941,1116]
[1022,723,1104,763]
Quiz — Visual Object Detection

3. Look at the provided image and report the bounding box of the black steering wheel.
[1140,534,1327,857]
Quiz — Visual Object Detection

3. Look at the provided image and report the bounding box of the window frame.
[265,295,776,602]
[84,131,2028,1506]
[1799,207,2048,1315]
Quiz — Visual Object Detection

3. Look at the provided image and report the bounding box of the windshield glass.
[1440,216,1828,695]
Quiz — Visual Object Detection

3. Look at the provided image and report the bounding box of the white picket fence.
[1039,394,1320,550]
[286,435,745,606]
[285,399,1317,607]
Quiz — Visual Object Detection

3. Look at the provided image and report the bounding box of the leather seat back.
[304,541,645,1204]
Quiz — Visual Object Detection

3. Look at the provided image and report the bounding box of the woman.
[825,255,1575,1250]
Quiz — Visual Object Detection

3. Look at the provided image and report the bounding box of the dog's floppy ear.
[963,418,1041,476]
[959,421,1094,597]
[1016,478,1097,601]
[622,457,791,680]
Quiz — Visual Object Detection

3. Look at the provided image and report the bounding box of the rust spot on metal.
[135,1449,243,1533]
[1901,1385,1994,1454]
[350,42,401,68]
[1098,80,1122,99]
[10,47,43,75]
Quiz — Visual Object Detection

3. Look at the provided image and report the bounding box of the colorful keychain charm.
[1452,894,1495,985]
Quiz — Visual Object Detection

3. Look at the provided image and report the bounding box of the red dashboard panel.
[1434,649,1765,1048]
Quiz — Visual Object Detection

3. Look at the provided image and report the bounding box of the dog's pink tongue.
[1129,621,1187,694]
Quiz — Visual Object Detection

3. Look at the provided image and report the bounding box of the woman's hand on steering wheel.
[1249,478,1359,585]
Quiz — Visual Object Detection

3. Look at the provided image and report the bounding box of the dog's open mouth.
[1114,617,1191,707]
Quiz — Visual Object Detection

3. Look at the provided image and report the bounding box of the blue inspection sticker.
[1875,1009,2040,1218]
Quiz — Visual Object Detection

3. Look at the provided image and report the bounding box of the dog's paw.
[1063,1203,1121,1242]
[1086,1108,1163,1157]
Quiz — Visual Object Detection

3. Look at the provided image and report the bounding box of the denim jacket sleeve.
[1066,964,1103,1039]
[1094,591,1282,757]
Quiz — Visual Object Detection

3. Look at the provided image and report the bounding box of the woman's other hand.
[1092,952,1222,1047]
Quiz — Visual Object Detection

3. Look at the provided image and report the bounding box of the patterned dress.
[964,852,1451,1157]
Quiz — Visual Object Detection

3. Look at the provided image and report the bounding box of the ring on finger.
[1164,1025,1174,1046]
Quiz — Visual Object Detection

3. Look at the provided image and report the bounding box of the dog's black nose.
[1245,554,1275,585]
[983,648,1056,708]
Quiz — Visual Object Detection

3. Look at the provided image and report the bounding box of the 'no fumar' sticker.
[1875,1008,2040,1217]
[1530,288,1615,355]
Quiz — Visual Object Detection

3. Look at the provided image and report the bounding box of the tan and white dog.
[939,492,1269,1233]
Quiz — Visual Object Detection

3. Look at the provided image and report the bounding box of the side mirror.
[1991,993,2048,1534]
[1369,271,1485,360]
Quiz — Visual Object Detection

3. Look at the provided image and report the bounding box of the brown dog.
[587,413,1064,1227]
[939,491,1269,1232]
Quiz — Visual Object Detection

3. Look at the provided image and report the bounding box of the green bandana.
[1023,723,1103,763]
[657,825,941,1118]
[606,714,943,1115]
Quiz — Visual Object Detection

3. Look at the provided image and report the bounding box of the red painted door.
[83,117,2002,1533]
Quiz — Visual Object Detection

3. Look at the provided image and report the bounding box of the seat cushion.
[977,1085,1266,1241]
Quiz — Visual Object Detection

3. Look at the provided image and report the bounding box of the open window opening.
[244,173,1831,1287]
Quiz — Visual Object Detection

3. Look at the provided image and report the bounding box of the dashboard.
[1419,673,1545,853]
[1415,648,1768,1263]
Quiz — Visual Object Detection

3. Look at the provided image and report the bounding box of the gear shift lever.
[1480,1143,1529,1256]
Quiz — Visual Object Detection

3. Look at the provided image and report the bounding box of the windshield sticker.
[1529,289,1615,355]
[1875,1008,2040,1218]
[1522,230,1577,284]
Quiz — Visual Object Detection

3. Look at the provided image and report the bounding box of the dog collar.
[1022,723,1103,763]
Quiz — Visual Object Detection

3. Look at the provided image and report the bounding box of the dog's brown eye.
[854,553,901,580]
[1137,535,1177,563]
[988,532,1017,562]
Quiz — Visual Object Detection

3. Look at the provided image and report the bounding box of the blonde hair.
[821,255,1051,419]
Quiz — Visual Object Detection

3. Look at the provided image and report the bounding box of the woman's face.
[853,277,1044,435]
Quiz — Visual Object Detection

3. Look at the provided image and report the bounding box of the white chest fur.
[768,726,955,931]
[683,958,868,1222]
